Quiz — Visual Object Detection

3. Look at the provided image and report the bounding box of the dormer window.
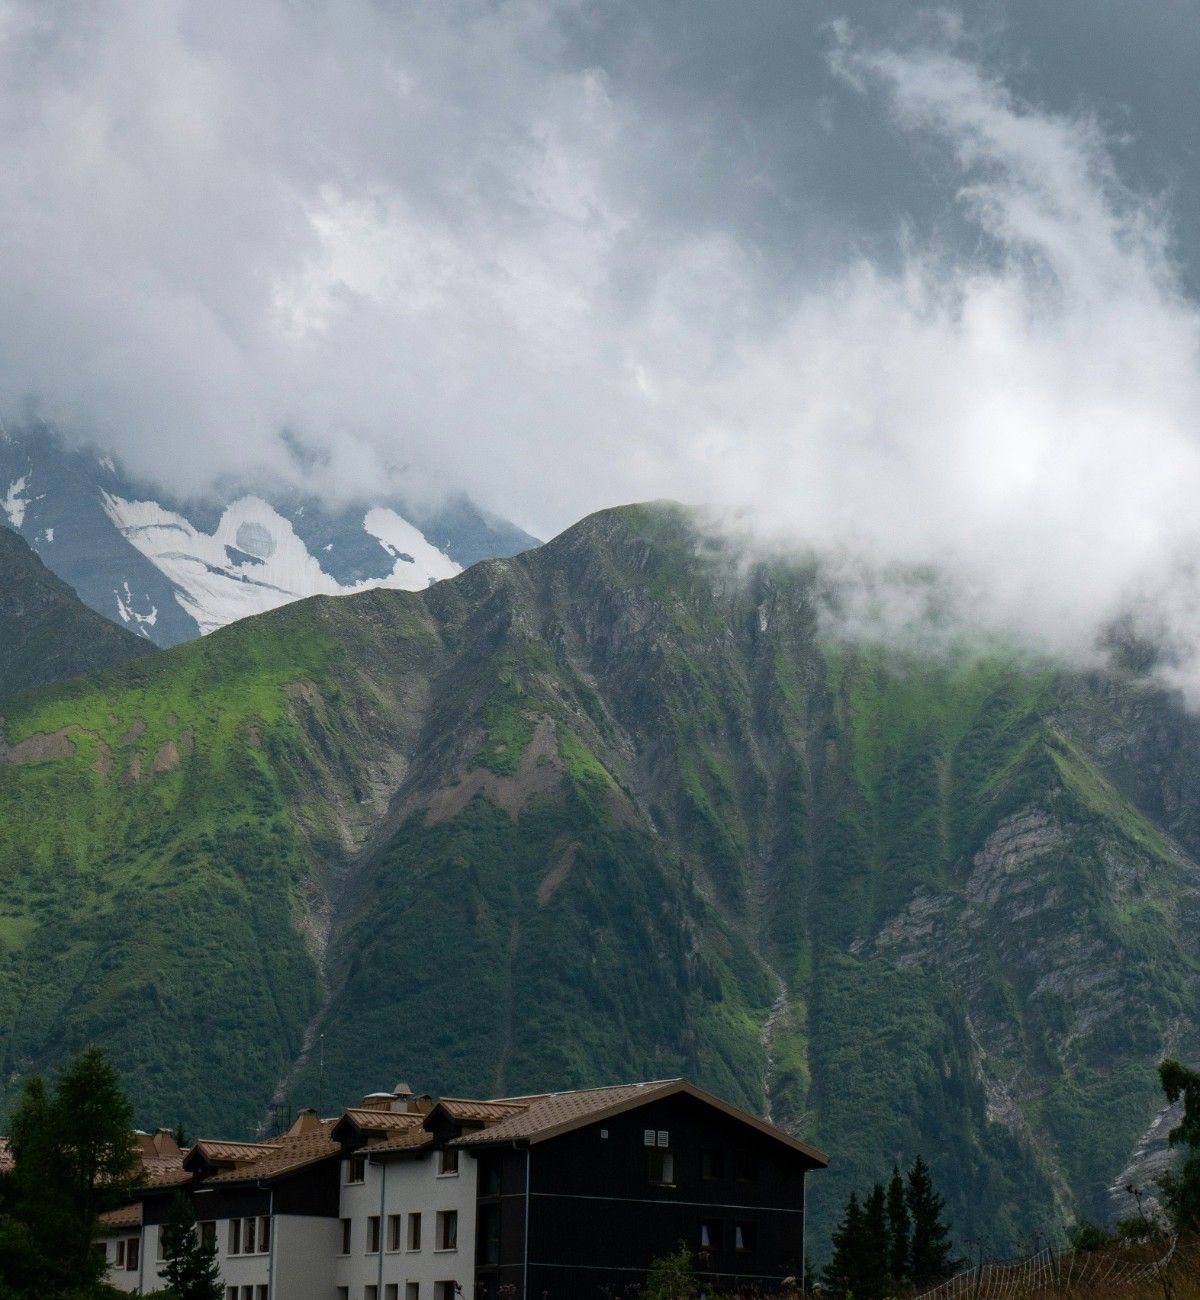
[438,1147,459,1176]
[346,1154,366,1184]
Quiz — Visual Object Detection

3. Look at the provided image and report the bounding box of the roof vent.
[286,1108,323,1136]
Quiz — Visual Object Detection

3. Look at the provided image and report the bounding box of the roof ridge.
[488,1078,682,1104]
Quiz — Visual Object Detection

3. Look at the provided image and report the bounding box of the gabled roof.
[432,1098,531,1123]
[331,1108,426,1143]
[451,1078,829,1166]
[202,1121,340,1185]
[184,1139,279,1172]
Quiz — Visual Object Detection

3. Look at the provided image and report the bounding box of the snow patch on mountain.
[102,492,461,635]
[4,475,30,528]
[114,580,159,634]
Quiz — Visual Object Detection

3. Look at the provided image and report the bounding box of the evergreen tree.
[643,1242,697,1300]
[0,1046,141,1299]
[907,1156,955,1285]
[887,1164,911,1284]
[822,1191,870,1298]
[861,1183,889,1300]
[1157,1058,1200,1232]
[160,1192,222,1300]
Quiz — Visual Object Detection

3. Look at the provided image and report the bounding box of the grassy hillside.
[2,503,1199,1255]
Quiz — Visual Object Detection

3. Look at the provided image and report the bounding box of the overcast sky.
[6,2,1200,684]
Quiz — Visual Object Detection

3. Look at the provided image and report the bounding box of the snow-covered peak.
[102,492,461,635]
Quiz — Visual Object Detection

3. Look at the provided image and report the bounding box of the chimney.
[390,1081,414,1113]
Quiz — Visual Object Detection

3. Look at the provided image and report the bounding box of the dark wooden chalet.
[449,1078,829,1299]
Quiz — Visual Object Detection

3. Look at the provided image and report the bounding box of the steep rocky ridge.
[0,526,154,697]
[2,503,1198,1255]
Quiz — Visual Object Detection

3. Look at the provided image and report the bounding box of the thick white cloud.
[5,5,1200,688]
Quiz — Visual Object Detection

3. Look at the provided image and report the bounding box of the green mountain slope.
[0,526,154,697]
[2,503,1198,1254]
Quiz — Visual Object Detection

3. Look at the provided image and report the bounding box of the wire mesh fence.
[910,1237,1180,1300]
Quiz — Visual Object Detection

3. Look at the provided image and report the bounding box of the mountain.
[0,425,536,645]
[0,526,155,697]
[2,502,1198,1257]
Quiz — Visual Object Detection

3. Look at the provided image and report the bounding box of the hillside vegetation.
[3,503,1200,1253]
[0,526,153,697]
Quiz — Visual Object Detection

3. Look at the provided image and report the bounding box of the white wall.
[271,1213,340,1300]
[101,1233,143,1293]
[335,1148,477,1300]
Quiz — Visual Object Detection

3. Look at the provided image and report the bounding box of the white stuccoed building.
[91,1077,828,1299]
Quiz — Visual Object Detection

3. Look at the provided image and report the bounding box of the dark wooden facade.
[471,1091,820,1299]
[139,1154,342,1226]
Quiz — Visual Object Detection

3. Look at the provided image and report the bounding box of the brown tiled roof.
[99,1203,142,1230]
[188,1139,280,1166]
[435,1099,530,1122]
[364,1128,436,1156]
[452,1079,829,1166]
[204,1119,340,1185]
[340,1108,425,1132]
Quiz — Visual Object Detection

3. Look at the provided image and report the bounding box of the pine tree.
[907,1156,955,1285]
[861,1183,889,1300]
[0,1046,141,1297]
[822,1191,870,1298]
[887,1164,911,1284]
[1157,1058,1200,1232]
[161,1192,223,1300]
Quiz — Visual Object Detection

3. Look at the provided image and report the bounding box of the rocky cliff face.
[1,502,1197,1254]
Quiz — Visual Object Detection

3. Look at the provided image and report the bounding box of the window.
[336,1290,349,1300]
[226,1289,237,1300]
[648,1148,675,1186]
[734,1150,757,1183]
[438,1147,459,1176]
[229,1219,241,1255]
[699,1220,722,1252]
[346,1153,366,1184]
[158,1230,166,1261]
[368,1215,381,1253]
[435,1284,456,1300]
[93,1243,107,1263]
[243,1216,256,1254]
[199,1221,216,1249]
[436,1210,458,1251]
[701,1149,723,1181]
[340,1217,352,1255]
[734,1221,758,1253]
[388,1213,402,1251]
[116,1239,126,1267]
[406,1286,420,1300]
[478,1202,501,1266]
[386,1286,399,1300]
[258,1216,270,1252]
[125,1238,139,1271]
[479,1153,502,1197]
[407,1212,422,1251]
[256,1289,268,1300]
[366,1287,379,1300]
[240,1287,253,1300]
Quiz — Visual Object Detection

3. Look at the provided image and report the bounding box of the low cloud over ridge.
[4,6,1200,687]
